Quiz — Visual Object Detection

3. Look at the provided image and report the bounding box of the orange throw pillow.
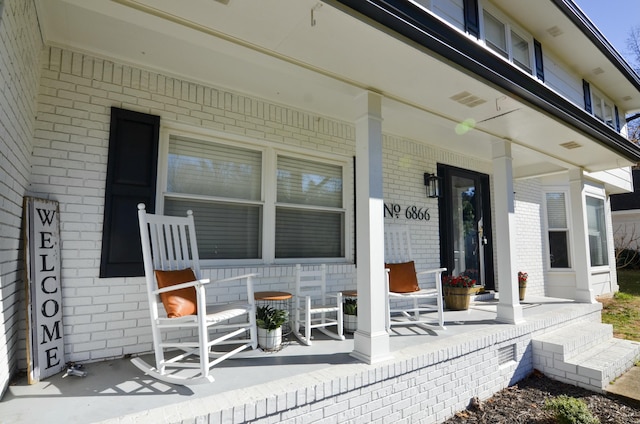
[385,261,420,293]
[154,268,198,318]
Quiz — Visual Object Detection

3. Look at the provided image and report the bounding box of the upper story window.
[583,81,620,131]
[481,6,533,74]
[162,134,347,264]
[592,90,616,129]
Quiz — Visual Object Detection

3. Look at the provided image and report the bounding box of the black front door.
[438,164,494,290]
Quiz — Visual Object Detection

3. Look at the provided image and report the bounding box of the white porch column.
[492,140,524,324]
[351,91,392,364]
[568,168,596,303]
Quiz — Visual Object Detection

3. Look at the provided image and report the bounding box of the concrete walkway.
[605,363,640,405]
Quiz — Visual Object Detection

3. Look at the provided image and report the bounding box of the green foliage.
[344,298,357,316]
[256,305,288,331]
[544,395,599,424]
[614,291,634,301]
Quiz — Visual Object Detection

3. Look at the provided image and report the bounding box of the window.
[483,11,507,58]
[511,31,531,72]
[481,7,533,74]
[546,192,570,268]
[164,136,263,260]
[163,134,346,262]
[276,156,344,258]
[590,88,617,129]
[586,196,608,266]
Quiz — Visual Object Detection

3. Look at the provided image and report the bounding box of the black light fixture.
[424,173,441,198]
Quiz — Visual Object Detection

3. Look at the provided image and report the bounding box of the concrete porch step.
[532,321,640,393]
[533,321,613,360]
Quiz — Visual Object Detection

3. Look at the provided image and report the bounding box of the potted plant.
[518,271,528,301]
[442,274,476,310]
[256,305,288,351]
[343,298,357,333]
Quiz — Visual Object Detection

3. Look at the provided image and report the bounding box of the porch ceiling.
[35,0,639,176]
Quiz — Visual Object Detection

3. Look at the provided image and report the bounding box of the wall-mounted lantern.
[424,173,441,198]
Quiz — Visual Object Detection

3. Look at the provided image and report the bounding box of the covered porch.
[2,296,605,423]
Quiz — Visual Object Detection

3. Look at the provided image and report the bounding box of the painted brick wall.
[383,135,442,268]
[0,0,42,394]
[515,179,545,297]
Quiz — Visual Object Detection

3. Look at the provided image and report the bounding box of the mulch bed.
[442,370,640,423]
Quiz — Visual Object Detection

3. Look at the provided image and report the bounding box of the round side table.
[254,291,293,337]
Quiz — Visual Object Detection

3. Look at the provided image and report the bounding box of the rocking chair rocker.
[132,204,258,385]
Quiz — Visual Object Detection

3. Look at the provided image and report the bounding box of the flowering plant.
[518,271,528,286]
[442,275,476,288]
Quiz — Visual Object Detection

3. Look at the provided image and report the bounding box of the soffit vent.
[546,26,563,37]
[623,96,633,101]
[592,67,604,75]
[450,91,487,108]
[560,141,582,150]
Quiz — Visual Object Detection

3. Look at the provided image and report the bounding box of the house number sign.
[384,203,431,221]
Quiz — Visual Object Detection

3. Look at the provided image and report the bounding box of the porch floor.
[0,296,607,423]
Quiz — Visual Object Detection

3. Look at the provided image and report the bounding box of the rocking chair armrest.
[212,273,260,285]
[153,278,210,295]
[416,267,447,276]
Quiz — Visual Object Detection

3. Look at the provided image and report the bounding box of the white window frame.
[584,185,610,270]
[590,87,617,129]
[479,3,535,75]
[543,188,573,271]
[156,124,352,266]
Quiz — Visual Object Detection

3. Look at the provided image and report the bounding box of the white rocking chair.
[132,204,258,385]
[292,264,345,346]
[384,224,446,331]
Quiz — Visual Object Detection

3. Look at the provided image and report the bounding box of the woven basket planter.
[444,287,474,310]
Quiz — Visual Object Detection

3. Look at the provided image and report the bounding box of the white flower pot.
[344,313,357,333]
[258,327,282,351]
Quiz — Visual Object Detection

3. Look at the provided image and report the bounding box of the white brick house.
[2,0,640,421]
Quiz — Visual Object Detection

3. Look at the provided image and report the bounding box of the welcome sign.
[24,197,65,383]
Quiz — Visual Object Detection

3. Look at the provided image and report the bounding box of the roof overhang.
[34,0,640,176]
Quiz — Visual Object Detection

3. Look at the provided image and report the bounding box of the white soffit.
[35,0,637,172]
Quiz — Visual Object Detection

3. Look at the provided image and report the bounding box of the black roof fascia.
[326,0,640,163]
[551,0,640,93]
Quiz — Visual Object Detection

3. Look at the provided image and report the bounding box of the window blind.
[165,198,262,259]
[546,193,567,229]
[168,135,261,201]
[276,155,344,258]
[277,156,342,207]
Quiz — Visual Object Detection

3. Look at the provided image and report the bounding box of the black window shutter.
[615,105,621,131]
[99,107,160,278]
[534,39,544,82]
[583,80,592,114]
[463,0,480,38]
